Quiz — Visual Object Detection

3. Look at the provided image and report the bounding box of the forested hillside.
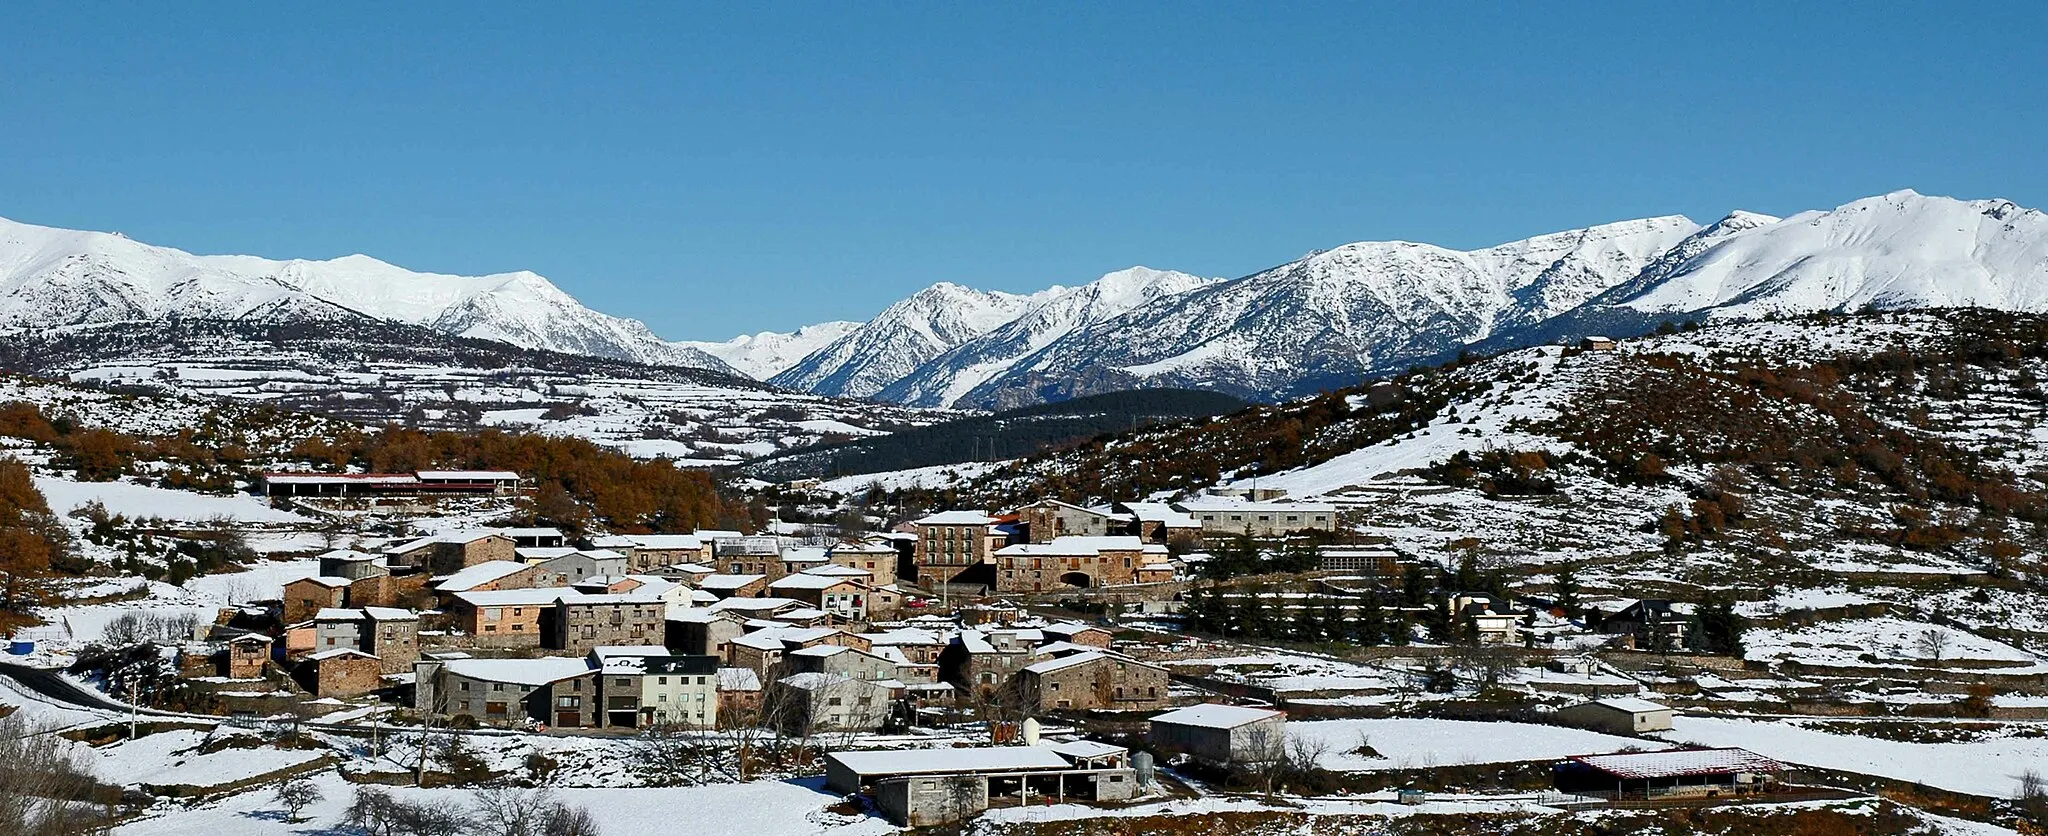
[748,388,1246,481]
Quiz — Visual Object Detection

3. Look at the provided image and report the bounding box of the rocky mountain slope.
[763,190,2048,410]
[766,281,1056,398]
[0,215,734,372]
[873,267,1217,407]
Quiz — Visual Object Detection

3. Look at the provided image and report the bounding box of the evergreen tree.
[1354,594,1387,646]
[1290,595,1323,642]
[1552,564,1582,615]
[1318,596,1348,644]
[1399,564,1429,606]
[1695,593,1747,656]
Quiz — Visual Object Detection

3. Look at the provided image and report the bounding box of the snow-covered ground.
[1292,718,1648,771]
[1657,716,2048,797]
[818,461,1004,494]
[35,475,309,524]
[1743,618,2042,669]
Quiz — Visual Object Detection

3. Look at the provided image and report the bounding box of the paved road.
[0,659,137,713]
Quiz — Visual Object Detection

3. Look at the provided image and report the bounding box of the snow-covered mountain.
[947,215,1700,407]
[874,267,1218,407]
[758,190,2048,408]
[681,321,862,380]
[768,282,1054,398]
[0,216,736,372]
[1604,190,2048,318]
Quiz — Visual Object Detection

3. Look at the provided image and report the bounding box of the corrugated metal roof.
[1569,748,1787,779]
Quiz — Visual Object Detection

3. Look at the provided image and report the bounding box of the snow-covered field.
[1657,716,2048,797]
[35,475,309,524]
[1291,718,1647,771]
[1744,618,2042,669]
[108,771,896,836]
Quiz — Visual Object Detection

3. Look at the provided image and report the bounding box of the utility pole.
[127,679,138,741]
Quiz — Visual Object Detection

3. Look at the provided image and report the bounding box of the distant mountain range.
[4,190,2044,412]
[0,216,736,372]
[752,190,2048,408]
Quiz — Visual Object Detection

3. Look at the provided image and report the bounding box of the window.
[492,683,505,691]
[557,696,580,708]
[657,676,668,685]
[828,697,843,706]
[459,681,471,691]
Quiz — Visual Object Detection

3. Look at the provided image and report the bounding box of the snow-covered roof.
[1042,622,1110,638]
[1569,748,1786,779]
[769,573,861,591]
[790,644,851,658]
[777,607,829,621]
[802,564,872,578]
[1585,697,1672,714]
[318,549,380,562]
[826,746,1073,778]
[866,628,945,646]
[717,667,762,691]
[914,510,996,525]
[434,560,535,592]
[441,657,593,687]
[362,606,417,621]
[993,536,1145,557]
[305,648,378,661]
[670,562,717,574]
[1174,497,1336,513]
[780,546,829,563]
[732,633,790,652]
[1149,703,1285,729]
[776,671,868,690]
[698,574,766,590]
[496,526,560,537]
[1023,651,1106,675]
[292,576,354,589]
[709,596,797,613]
[314,607,365,622]
[263,473,417,486]
[592,534,704,550]
[516,547,578,561]
[1119,502,1199,528]
[831,541,896,554]
[1046,739,1127,761]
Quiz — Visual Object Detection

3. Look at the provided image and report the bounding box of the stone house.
[667,610,747,659]
[590,534,712,573]
[716,667,764,724]
[1016,499,1130,543]
[414,656,598,728]
[767,573,871,622]
[830,540,900,586]
[222,633,271,678]
[1115,502,1202,544]
[527,549,629,587]
[554,592,665,654]
[432,559,544,595]
[1019,652,1169,713]
[318,549,388,581]
[786,644,899,683]
[300,648,382,698]
[697,573,769,600]
[589,646,720,729]
[992,536,1145,592]
[450,588,564,648]
[713,536,784,578]
[911,510,1001,585]
[310,608,365,654]
[388,531,517,574]
[768,672,893,733]
[361,607,420,673]
[1040,623,1114,649]
[281,576,350,625]
[939,630,1033,692]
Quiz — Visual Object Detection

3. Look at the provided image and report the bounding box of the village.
[9,465,2025,834]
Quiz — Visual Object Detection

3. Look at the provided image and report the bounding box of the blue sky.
[2,3,2043,339]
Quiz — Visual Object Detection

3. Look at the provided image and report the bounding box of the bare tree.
[343,786,469,836]
[1915,628,1952,663]
[0,714,110,834]
[274,775,323,822]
